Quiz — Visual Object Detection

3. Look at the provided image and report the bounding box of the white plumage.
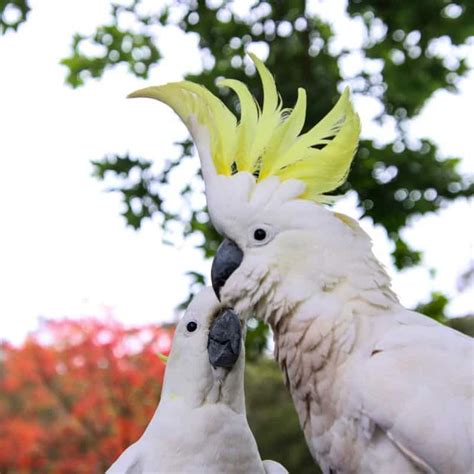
[107,287,287,474]
[207,176,474,473]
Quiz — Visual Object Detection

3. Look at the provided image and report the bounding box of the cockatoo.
[129,55,474,473]
[107,287,287,474]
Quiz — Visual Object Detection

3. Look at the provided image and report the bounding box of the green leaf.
[0,0,30,34]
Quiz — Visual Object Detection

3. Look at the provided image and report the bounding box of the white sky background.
[0,0,472,343]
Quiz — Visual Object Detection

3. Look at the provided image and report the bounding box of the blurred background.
[0,0,473,472]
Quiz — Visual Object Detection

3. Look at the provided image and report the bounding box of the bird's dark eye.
[186,321,198,332]
[254,228,267,241]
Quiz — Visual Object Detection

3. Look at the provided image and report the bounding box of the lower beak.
[208,308,241,370]
[211,239,243,301]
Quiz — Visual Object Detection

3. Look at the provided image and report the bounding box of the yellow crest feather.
[259,87,307,180]
[128,82,236,175]
[128,55,361,202]
[217,78,258,172]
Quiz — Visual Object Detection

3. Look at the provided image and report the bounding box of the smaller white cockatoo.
[107,287,287,474]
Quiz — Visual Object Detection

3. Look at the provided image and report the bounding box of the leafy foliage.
[350,139,472,268]
[0,319,173,473]
[59,1,473,270]
[0,0,30,33]
[245,358,318,473]
[0,0,31,35]
[415,292,474,336]
[61,2,162,88]
[245,319,270,361]
[415,291,450,323]
[445,315,474,336]
[92,153,170,230]
[348,1,474,114]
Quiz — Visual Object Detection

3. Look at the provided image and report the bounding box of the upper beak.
[211,239,243,301]
[207,308,242,370]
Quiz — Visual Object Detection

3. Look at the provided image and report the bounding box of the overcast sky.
[0,0,472,343]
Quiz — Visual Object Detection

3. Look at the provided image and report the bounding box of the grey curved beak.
[211,239,243,301]
[208,308,242,370]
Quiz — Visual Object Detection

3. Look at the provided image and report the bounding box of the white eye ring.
[249,224,275,246]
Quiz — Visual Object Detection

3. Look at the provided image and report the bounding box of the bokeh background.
[0,0,473,472]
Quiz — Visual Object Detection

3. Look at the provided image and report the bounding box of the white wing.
[353,311,474,473]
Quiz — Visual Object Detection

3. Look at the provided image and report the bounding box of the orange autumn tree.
[0,318,174,473]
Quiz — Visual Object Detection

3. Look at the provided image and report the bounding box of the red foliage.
[0,318,174,473]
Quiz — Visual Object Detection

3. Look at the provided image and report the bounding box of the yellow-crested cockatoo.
[107,287,287,474]
[129,55,473,473]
